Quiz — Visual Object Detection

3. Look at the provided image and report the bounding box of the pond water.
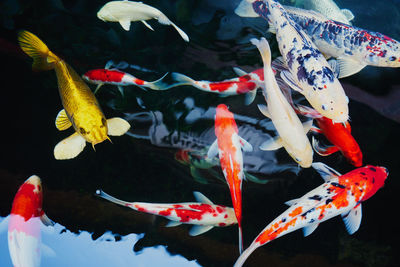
[0,0,399,266]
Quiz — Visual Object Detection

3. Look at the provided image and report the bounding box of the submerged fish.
[171,67,273,105]
[234,163,389,267]
[18,31,130,160]
[82,64,170,95]
[207,104,253,253]
[296,104,363,167]
[96,190,237,236]
[97,0,189,42]
[8,175,54,267]
[236,0,349,123]
[295,0,354,25]
[252,37,313,168]
[283,6,400,78]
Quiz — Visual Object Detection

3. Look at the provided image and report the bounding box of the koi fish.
[234,162,389,267]
[82,64,170,95]
[235,0,349,123]
[171,67,274,105]
[97,0,189,42]
[8,175,54,267]
[207,104,253,253]
[295,0,354,25]
[18,31,130,160]
[282,6,400,78]
[96,190,237,236]
[296,104,363,167]
[251,37,313,167]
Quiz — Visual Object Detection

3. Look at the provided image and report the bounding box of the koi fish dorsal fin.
[312,162,342,181]
[54,133,86,160]
[341,204,362,235]
[193,191,214,205]
[106,117,131,136]
[189,225,214,236]
[55,109,72,130]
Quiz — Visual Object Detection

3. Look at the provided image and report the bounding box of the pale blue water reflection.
[0,216,201,267]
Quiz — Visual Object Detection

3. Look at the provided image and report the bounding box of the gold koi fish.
[18,31,130,160]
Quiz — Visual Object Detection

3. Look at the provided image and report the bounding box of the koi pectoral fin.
[303,223,319,237]
[55,109,72,131]
[260,136,283,151]
[207,140,219,159]
[119,19,131,31]
[107,117,131,136]
[239,136,253,152]
[40,213,55,227]
[342,204,362,235]
[54,133,86,160]
[189,225,214,236]
[312,136,339,156]
[165,221,182,228]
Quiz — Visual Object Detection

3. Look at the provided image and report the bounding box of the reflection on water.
[0,216,200,267]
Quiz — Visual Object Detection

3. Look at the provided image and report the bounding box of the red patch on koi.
[84,69,125,83]
[11,183,43,221]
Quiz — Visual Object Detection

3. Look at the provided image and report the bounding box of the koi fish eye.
[295,157,302,162]
[389,56,397,61]
[101,118,107,127]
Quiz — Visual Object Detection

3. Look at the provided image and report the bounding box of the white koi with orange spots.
[234,163,389,267]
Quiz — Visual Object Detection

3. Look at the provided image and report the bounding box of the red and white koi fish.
[96,190,237,236]
[82,64,170,95]
[171,68,273,105]
[234,163,388,267]
[296,104,363,167]
[8,175,54,267]
[207,104,253,253]
[236,0,349,123]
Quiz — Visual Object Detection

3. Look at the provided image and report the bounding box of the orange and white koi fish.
[171,67,275,105]
[207,104,253,253]
[97,1,189,42]
[251,37,313,168]
[296,104,363,167]
[82,63,170,95]
[18,31,130,160]
[8,175,54,267]
[96,190,237,236]
[234,163,388,267]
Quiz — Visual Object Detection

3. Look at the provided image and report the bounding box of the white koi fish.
[234,163,389,267]
[96,190,237,236]
[8,175,54,267]
[295,0,354,25]
[235,0,349,123]
[97,0,189,42]
[251,37,313,168]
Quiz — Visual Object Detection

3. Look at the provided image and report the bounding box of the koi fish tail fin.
[18,30,60,71]
[157,14,189,42]
[171,72,197,88]
[145,73,172,90]
[238,224,244,254]
[233,242,260,267]
[95,189,134,209]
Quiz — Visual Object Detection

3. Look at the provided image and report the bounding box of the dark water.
[1,0,400,266]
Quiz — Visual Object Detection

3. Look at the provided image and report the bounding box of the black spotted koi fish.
[234,163,388,267]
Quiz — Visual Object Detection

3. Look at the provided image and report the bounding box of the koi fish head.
[360,166,389,201]
[364,33,400,67]
[344,149,363,167]
[308,79,349,123]
[288,142,313,168]
[11,175,43,220]
[215,104,238,136]
[74,115,109,146]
